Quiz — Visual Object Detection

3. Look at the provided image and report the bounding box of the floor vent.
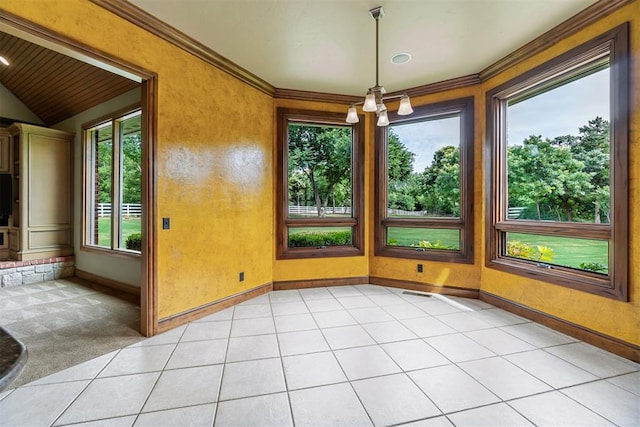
[402,291,433,298]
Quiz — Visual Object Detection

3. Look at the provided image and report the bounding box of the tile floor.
[0,284,638,426]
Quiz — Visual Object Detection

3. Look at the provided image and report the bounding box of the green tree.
[287,125,351,216]
[420,146,460,216]
[122,133,142,204]
[387,129,417,211]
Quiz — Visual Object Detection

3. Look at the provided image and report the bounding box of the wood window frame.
[81,104,142,258]
[485,23,629,300]
[276,108,365,259]
[375,97,475,263]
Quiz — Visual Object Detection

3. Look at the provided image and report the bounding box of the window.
[486,24,629,300]
[375,98,474,263]
[276,108,364,259]
[83,106,142,254]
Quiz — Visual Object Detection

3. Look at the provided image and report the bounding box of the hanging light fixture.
[346,6,413,126]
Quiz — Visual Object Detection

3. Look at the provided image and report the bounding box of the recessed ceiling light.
[391,53,412,64]
[0,56,9,66]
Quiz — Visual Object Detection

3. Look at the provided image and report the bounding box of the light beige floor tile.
[348,307,395,324]
[142,365,222,413]
[607,371,640,396]
[274,313,318,333]
[299,287,334,300]
[328,286,364,298]
[509,391,615,426]
[334,345,401,380]
[226,334,280,362]
[232,304,272,319]
[215,393,292,426]
[546,342,640,378]
[277,329,329,356]
[447,403,534,426]
[305,298,344,313]
[71,415,137,427]
[218,358,285,401]
[129,326,186,347]
[352,373,441,425]
[312,310,358,328]
[499,323,576,348]
[28,351,119,386]
[505,349,598,388]
[425,333,495,363]
[382,303,430,320]
[362,320,418,343]
[55,373,159,425]
[229,317,275,337]
[400,317,456,338]
[135,404,215,427]
[322,325,376,350]
[98,345,174,377]
[459,357,552,400]
[193,307,234,322]
[289,383,372,426]
[464,328,536,355]
[0,380,89,427]
[336,295,377,309]
[164,339,227,369]
[409,364,500,414]
[282,351,347,390]
[562,380,640,426]
[436,312,494,332]
[271,301,310,316]
[180,321,231,341]
[381,339,450,371]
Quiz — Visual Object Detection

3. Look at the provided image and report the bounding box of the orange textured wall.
[479,2,640,345]
[369,86,483,290]
[2,0,275,319]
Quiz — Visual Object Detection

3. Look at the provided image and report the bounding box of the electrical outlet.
[417,264,423,273]
[239,272,244,282]
[162,217,170,230]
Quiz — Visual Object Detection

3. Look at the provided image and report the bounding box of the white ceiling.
[130,0,597,96]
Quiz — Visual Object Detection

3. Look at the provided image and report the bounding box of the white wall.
[0,83,44,124]
[54,87,142,287]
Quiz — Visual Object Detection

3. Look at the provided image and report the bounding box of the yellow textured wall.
[2,0,275,319]
[479,2,640,346]
[369,86,483,290]
[272,99,370,282]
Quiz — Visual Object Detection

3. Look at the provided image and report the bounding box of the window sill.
[81,245,141,261]
[487,256,625,301]
[277,246,364,260]
[376,246,473,264]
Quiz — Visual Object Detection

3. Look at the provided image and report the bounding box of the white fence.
[387,208,428,216]
[288,206,351,216]
[98,203,142,218]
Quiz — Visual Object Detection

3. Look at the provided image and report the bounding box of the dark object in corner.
[0,174,11,216]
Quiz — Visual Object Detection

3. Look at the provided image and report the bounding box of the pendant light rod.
[370,6,384,88]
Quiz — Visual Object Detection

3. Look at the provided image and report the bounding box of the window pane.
[288,226,352,247]
[387,227,460,251]
[388,115,460,218]
[287,124,352,218]
[90,124,113,248]
[118,112,142,251]
[506,67,610,223]
[505,232,608,274]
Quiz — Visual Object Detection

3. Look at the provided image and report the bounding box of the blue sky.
[391,68,609,173]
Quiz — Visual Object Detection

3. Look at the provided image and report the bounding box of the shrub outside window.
[276,108,364,259]
[486,24,629,300]
[375,98,474,263]
[83,106,142,254]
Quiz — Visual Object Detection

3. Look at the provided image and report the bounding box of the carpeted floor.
[0,278,143,388]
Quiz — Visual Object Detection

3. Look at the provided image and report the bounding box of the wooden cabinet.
[0,128,9,173]
[8,124,73,261]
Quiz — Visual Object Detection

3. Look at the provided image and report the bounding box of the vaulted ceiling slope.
[0,31,139,126]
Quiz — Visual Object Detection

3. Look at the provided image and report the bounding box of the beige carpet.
[0,278,144,388]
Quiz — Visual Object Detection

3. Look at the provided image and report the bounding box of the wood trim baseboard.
[73,269,141,296]
[369,276,480,299]
[480,291,640,363]
[273,276,370,291]
[157,282,273,333]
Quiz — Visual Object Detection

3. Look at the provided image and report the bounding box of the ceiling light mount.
[346,6,413,127]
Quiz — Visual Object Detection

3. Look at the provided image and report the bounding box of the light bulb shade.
[398,95,413,115]
[363,92,377,112]
[345,106,359,124]
[377,110,390,127]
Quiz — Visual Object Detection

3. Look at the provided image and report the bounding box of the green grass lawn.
[387,227,460,250]
[98,217,141,247]
[508,233,608,273]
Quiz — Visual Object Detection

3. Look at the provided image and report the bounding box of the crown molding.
[480,0,632,81]
[89,0,275,96]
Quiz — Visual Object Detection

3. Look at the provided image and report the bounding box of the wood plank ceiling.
[0,31,139,127]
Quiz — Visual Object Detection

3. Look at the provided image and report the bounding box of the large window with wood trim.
[276,108,364,259]
[83,106,142,254]
[376,98,474,263]
[486,24,628,300]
